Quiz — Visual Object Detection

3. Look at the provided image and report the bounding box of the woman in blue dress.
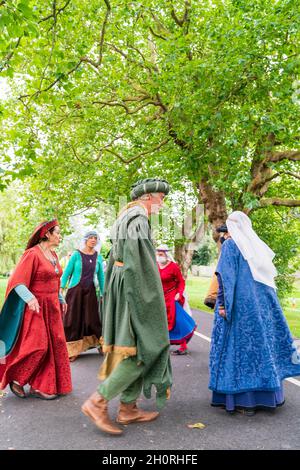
[209,211,300,416]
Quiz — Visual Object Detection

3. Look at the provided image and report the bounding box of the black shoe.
[171,349,188,356]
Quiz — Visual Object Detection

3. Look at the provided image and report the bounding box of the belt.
[114,261,124,267]
[165,287,176,294]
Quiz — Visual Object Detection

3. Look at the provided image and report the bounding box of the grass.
[186,276,300,339]
[1,276,299,337]
[282,279,300,338]
[185,276,212,314]
[0,278,6,308]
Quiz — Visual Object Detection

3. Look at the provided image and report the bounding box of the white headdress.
[156,244,175,262]
[226,211,277,289]
[80,230,102,252]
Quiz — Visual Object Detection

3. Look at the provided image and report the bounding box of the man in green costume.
[82,178,172,435]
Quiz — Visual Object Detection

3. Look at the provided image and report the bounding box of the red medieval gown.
[0,245,72,395]
[158,261,185,331]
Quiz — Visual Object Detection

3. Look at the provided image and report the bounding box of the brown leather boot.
[81,392,123,435]
[116,401,159,425]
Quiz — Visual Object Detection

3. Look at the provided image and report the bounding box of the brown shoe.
[116,401,159,425]
[69,356,78,362]
[29,388,58,400]
[81,392,123,435]
[9,381,26,399]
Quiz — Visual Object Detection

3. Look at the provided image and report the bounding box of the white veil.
[226,211,277,289]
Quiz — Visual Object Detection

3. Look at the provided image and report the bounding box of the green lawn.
[186,276,300,339]
[0,278,6,307]
[1,276,299,337]
[185,276,212,314]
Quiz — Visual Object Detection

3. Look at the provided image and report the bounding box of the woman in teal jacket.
[61,231,105,362]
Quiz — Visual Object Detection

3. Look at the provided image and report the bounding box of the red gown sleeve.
[0,248,40,359]
[5,248,39,298]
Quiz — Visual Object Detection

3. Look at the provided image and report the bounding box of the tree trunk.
[174,243,195,279]
[198,179,228,242]
[173,180,227,277]
[173,203,205,278]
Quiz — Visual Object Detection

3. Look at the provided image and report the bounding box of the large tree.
[0,0,299,278]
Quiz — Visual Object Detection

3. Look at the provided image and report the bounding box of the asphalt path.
[0,309,300,450]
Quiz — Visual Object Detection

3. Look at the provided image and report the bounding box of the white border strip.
[194,331,300,388]
[194,331,211,343]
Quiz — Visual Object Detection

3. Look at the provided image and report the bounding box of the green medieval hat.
[130,178,170,201]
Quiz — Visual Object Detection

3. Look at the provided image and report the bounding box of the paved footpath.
[0,310,300,450]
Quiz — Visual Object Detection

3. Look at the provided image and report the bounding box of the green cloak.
[100,202,172,408]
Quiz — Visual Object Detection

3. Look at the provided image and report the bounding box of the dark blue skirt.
[169,302,197,345]
[211,383,285,412]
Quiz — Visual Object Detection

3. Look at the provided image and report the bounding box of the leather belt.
[114,261,124,267]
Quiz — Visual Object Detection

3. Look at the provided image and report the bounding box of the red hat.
[26,219,59,250]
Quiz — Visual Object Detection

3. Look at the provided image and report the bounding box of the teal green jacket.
[61,250,105,295]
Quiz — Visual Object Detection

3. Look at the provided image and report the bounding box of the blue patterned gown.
[209,238,300,411]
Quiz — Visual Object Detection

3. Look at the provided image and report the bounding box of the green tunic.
[100,202,172,408]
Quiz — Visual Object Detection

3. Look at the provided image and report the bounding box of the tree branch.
[149,26,167,41]
[263,170,300,184]
[126,44,147,63]
[19,60,83,102]
[92,99,162,115]
[149,11,171,34]
[93,133,126,161]
[0,36,22,72]
[170,1,191,27]
[98,0,111,66]
[261,172,281,184]
[38,2,58,92]
[71,200,105,217]
[145,108,165,123]
[106,42,158,73]
[284,171,300,181]
[266,150,300,163]
[102,138,171,164]
[80,56,101,74]
[259,198,300,208]
[39,0,72,23]
[168,122,191,150]
[122,94,150,103]
[70,143,86,165]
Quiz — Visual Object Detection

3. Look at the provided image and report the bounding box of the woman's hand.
[28,297,40,313]
[175,292,185,306]
[61,303,68,315]
[219,307,226,318]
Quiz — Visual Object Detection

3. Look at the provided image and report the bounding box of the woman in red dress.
[0,219,72,399]
[156,245,195,355]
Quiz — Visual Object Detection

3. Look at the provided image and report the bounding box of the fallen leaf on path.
[187,422,206,429]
